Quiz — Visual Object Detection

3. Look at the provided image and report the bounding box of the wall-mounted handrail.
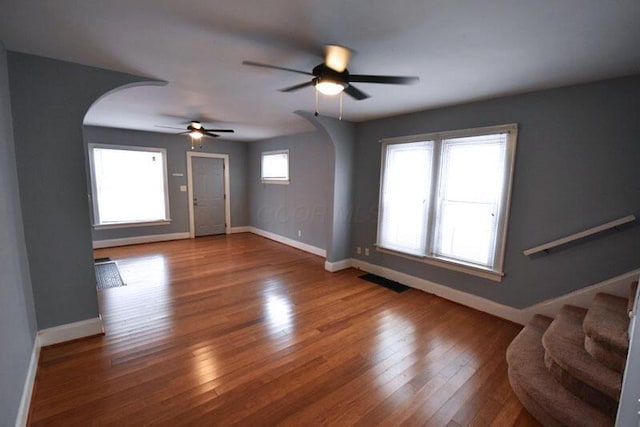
[523,215,636,256]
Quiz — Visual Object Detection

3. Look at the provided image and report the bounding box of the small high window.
[261,150,289,184]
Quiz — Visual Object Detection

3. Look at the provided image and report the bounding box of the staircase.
[507,282,638,426]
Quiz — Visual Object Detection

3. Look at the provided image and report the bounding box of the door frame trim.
[186,152,231,237]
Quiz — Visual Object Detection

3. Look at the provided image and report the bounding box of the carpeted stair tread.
[544,348,618,417]
[506,315,612,427]
[583,293,629,353]
[584,336,626,373]
[583,293,630,372]
[542,305,622,401]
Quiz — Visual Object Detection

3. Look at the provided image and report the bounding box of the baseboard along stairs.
[507,281,638,426]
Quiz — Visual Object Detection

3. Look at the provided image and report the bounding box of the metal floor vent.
[95,261,125,290]
[359,273,410,293]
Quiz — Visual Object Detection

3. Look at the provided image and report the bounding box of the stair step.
[583,292,630,372]
[629,281,638,314]
[506,314,612,426]
[542,305,622,410]
[545,349,619,418]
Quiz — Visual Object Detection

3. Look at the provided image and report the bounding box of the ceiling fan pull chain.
[315,88,319,117]
[339,92,343,121]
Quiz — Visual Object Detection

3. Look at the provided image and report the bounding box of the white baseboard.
[351,258,525,324]
[325,259,353,272]
[92,232,190,249]
[230,226,251,233]
[14,338,40,427]
[37,316,104,347]
[351,259,640,325]
[521,268,640,323]
[249,227,327,258]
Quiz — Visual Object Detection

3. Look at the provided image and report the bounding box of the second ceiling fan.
[157,121,234,149]
[243,45,419,100]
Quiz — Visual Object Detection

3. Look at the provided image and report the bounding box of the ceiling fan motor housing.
[312,64,349,87]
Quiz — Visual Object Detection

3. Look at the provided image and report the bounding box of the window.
[89,144,170,227]
[377,124,517,280]
[261,150,289,184]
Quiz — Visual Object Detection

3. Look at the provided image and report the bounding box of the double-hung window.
[89,144,170,228]
[377,124,517,281]
[261,150,289,184]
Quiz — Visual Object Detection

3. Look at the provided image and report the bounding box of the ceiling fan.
[242,45,419,100]
[156,121,234,149]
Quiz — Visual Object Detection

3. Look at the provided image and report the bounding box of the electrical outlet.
[297,230,301,237]
[365,247,370,256]
[356,246,361,254]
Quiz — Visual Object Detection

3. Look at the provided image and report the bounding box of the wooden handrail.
[523,215,636,256]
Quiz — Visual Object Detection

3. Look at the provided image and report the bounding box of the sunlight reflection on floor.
[260,276,296,348]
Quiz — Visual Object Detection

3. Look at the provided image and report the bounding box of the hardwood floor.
[29,233,540,426]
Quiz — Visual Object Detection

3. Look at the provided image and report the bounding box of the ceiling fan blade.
[242,60,313,76]
[279,81,315,92]
[155,125,186,130]
[205,129,235,133]
[204,131,220,138]
[325,45,351,72]
[344,85,369,100]
[348,74,419,85]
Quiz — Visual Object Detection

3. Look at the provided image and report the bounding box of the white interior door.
[192,157,226,236]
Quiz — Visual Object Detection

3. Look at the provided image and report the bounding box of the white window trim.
[261,149,290,184]
[88,143,171,228]
[376,123,518,282]
[93,220,172,230]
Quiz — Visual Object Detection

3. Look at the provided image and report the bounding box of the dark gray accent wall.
[248,131,331,250]
[0,46,37,427]
[83,126,249,241]
[8,52,153,329]
[352,75,640,308]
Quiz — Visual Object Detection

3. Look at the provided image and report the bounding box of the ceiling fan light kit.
[314,78,346,96]
[187,122,204,141]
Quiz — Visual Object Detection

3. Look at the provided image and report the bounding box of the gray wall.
[352,75,640,308]
[248,131,331,250]
[296,112,355,262]
[8,52,152,329]
[0,46,37,427]
[83,126,249,242]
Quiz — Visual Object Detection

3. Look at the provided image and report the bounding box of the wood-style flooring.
[29,233,540,426]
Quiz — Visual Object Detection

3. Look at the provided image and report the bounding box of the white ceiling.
[1,0,639,141]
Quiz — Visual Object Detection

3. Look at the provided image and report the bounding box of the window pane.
[93,147,168,224]
[434,134,507,266]
[437,201,496,266]
[378,141,433,255]
[262,152,289,181]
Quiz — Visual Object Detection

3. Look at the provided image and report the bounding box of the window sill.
[375,245,504,282]
[93,220,172,230]
[261,179,290,185]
